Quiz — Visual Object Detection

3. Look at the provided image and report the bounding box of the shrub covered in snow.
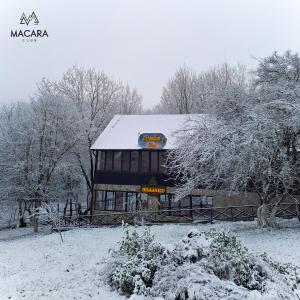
[108,224,166,295]
[104,225,299,300]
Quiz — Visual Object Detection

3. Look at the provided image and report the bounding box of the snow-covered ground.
[0,218,299,300]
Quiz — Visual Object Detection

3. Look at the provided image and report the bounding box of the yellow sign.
[143,136,161,142]
[138,133,167,150]
[141,186,166,195]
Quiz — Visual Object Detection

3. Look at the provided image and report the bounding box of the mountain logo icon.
[20,12,39,26]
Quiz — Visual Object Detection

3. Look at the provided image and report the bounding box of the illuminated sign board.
[141,186,166,195]
[138,133,167,149]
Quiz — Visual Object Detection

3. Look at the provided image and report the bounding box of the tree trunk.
[18,201,27,227]
[256,203,278,228]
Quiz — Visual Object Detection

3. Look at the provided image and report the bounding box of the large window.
[130,151,139,172]
[150,151,159,173]
[191,195,213,207]
[99,151,105,171]
[106,192,115,210]
[114,151,122,172]
[105,151,113,171]
[96,191,106,210]
[115,192,126,211]
[122,151,130,172]
[127,193,137,212]
[159,194,213,211]
[97,150,167,173]
[96,191,140,212]
[141,151,150,173]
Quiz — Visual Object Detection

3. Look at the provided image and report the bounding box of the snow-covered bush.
[203,229,267,289]
[108,223,166,295]
[105,226,299,299]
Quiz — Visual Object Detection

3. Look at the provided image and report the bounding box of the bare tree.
[160,66,199,114]
[117,84,142,114]
[158,63,248,115]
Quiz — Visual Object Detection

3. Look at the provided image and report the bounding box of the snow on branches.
[168,51,300,227]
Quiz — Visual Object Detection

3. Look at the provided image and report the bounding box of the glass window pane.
[105,151,113,171]
[159,194,167,202]
[130,151,139,172]
[192,196,202,206]
[138,193,148,210]
[122,151,130,172]
[106,192,115,210]
[141,151,149,173]
[141,193,148,202]
[180,196,190,209]
[159,194,169,209]
[150,151,158,173]
[127,193,137,211]
[203,196,213,206]
[115,192,125,211]
[96,191,105,210]
[114,151,122,172]
[170,194,178,209]
[99,151,105,171]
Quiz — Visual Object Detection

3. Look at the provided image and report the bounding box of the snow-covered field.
[0,218,299,300]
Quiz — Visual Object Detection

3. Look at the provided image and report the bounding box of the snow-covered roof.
[91,114,208,150]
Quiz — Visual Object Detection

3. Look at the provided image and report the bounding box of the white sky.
[0,0,300,108]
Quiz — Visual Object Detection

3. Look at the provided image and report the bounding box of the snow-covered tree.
[157,63,248,115]
[0,81,79,225]
[56,66,122,206]
[168,51,300,228]
[117,84,142,114]
[160,66,199,114]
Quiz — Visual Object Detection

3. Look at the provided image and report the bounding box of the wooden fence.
[61,202,298,226]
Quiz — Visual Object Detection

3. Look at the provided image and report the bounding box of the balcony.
[94,170,177,186]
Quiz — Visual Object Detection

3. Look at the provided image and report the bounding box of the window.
[159,194,169,209]
[180,196,190,209]
[127,193,137,211]
[114,151,122,171]
[96,190,129,211]
[130,151,139,172]
[191,196,202,206]
[141,151,150,173]
[139,193,148,210]
[191,195,213,207]
[122,151,130,172]
[105,151,113,171]
[115,192,126,211]
[168,194,178,209]
[150,151,158,173]
[202,196,213,206]
[99,151,105,171]
[96,191,106,210]
[106,192,115,210]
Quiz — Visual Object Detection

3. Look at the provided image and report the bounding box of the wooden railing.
[61,203,298,226]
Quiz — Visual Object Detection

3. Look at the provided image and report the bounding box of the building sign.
[138,133,167,149]
[141,186,166,195]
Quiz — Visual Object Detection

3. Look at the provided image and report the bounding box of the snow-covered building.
[90,114,259,224]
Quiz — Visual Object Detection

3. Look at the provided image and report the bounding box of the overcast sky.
[1,0,300,108]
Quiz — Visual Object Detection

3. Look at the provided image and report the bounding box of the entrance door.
[127,193,137,212]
